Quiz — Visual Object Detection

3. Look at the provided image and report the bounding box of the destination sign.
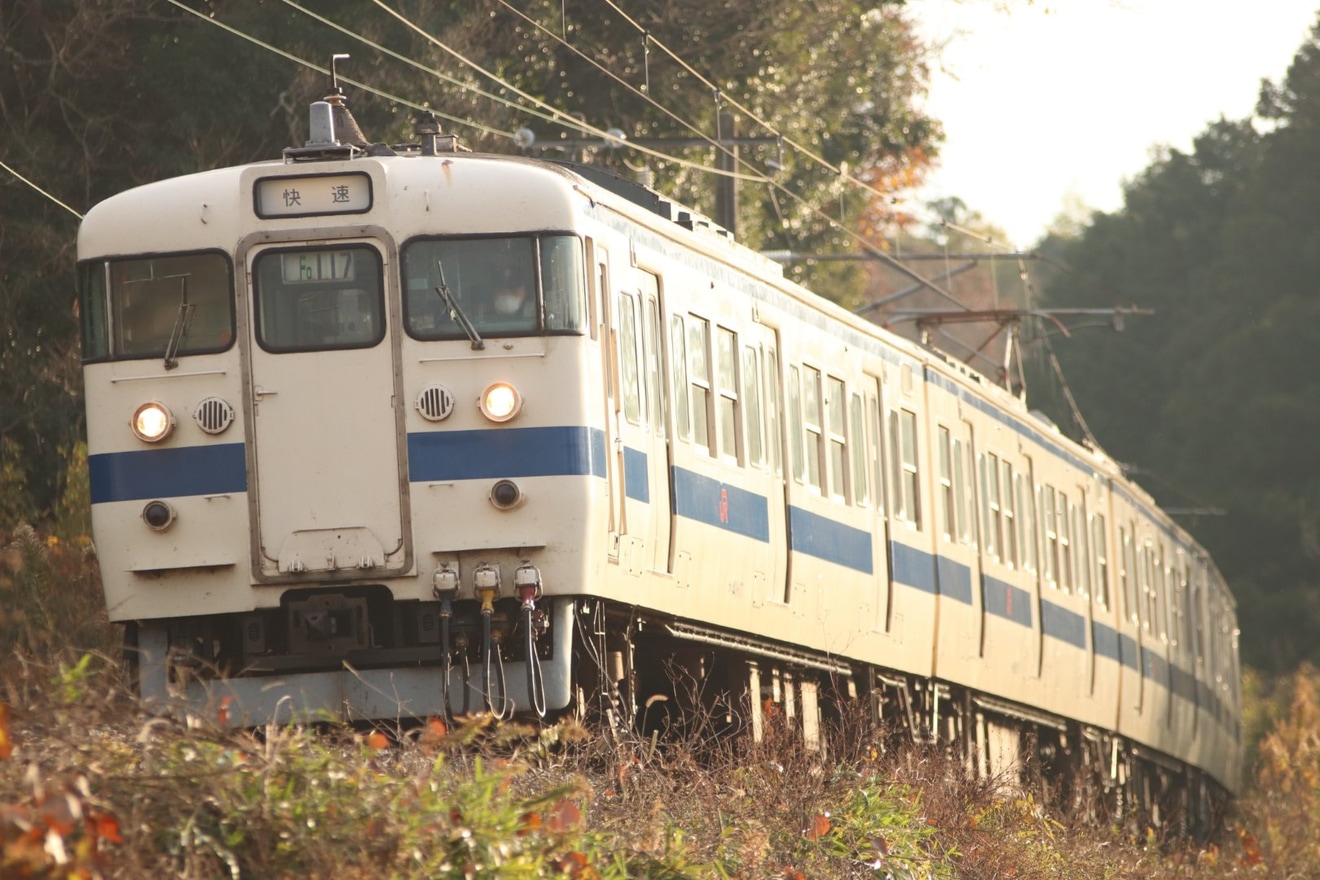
[254,172,372,218]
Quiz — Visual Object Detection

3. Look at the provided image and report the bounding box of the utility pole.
[714,113,738,236]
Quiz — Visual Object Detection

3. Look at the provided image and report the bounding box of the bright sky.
[909,0,1320,246]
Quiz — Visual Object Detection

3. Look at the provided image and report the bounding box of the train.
[77,83,1241,832]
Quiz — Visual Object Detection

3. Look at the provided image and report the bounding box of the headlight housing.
[479,382,523,423]
[131,401,175,443]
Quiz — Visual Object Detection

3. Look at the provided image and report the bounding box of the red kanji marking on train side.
[719,487,729,524]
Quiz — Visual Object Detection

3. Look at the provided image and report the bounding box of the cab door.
[243,239,410,579]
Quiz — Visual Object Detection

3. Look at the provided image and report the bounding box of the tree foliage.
[0,0,938,523]
[1032,13,1320,672]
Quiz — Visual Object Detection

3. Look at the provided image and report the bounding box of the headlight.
[479,382,523,423]
[131,401,175,443]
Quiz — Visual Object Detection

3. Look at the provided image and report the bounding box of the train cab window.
[670,315,691,441]
[254,246,384,352]
[716,327,740,463]
[80,251,234,361]
[401,234,585,340]
[826,377,847,500]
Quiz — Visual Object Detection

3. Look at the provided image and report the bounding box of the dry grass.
[0,522,1301,878]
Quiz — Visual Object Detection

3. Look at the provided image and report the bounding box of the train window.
[938,426,956,540]
[1058,491,1073,592]
[1001,460,1018,567]
[1017,466,1037,572]
[617,293,643,426]
[670,315,691,441]
[1074,498,1091,598]
[1121,527,1138,624]
[1192,563,1205,663]
[802,366,824,492]
[1041,486,1058,587]
[767,349,783,476]
[688,316,714,453]
[850,393,868,506]
[716,327,740,463]
[540,236,587,333]
[743,346,764,466]
[955,438,972,544]
[77,262,111,361]
[981,453,1001,560]
[890,408,921,528]
[254,246,384,352]
[787,366,805,482]
[91,251,234,360]
[1093,514,1110,608]
[826,376,847,500]
[402,236,539,340]
[869,394,884,514]
[642,284,666,437]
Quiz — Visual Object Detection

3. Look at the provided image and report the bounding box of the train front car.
[78,108,597,725]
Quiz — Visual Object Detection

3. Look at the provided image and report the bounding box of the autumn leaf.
[216,696,233,727]
[519,810,542,835]
[365,731,389,750]
[89,810,124,845]
[545,799,582,834]
[806,813,830,840]
[0,703,10,759]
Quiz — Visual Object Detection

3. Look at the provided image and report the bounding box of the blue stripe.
[936,555,973,604]
[407,426,605,481]
[1119,633,1140,671]
[672,467,769,541]
[788,506,873,573]
[1141,646,1168,686]
[89,443,247,503]
[890,541,936,593]
[1092,621,1121,662]
[623,447,649,502]
[983,574,1032,627]
[1041,599,1087,648]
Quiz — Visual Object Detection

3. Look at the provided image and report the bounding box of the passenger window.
[849,393,868,506]
[688,317,713,453]
[617,292,642,425]
[670,315,690,441]
[743,346,764,466]
[1001,460,1017,567]
[788,366,805,483]
[802,366,824,491]
[716,327,740,463]
[826,377,847,501]
[1093,514,1110,608]
[938,426,956,540]
[890,409,921,528]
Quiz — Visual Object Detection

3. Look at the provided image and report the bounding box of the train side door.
[639,274,674,574]
[613,281,658,575]
[594,247,625,559]
[243,239,410,579]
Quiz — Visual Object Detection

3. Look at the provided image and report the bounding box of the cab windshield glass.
[402,234,585,340]
[79,252,234,361]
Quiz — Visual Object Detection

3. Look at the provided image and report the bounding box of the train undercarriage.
[125,592,1226,839]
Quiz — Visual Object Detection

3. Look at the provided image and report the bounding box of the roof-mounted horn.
[286,54,386,162]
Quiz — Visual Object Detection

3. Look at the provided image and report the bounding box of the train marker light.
[141,500,176,531]
[131,401,175,443]
[479,382,522,423]
[489,479,524,510]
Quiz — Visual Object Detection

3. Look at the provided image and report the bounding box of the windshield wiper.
[163,277,195,370]
[434,260,484,350]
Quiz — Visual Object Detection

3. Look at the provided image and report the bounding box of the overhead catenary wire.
[0,157,84,220]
